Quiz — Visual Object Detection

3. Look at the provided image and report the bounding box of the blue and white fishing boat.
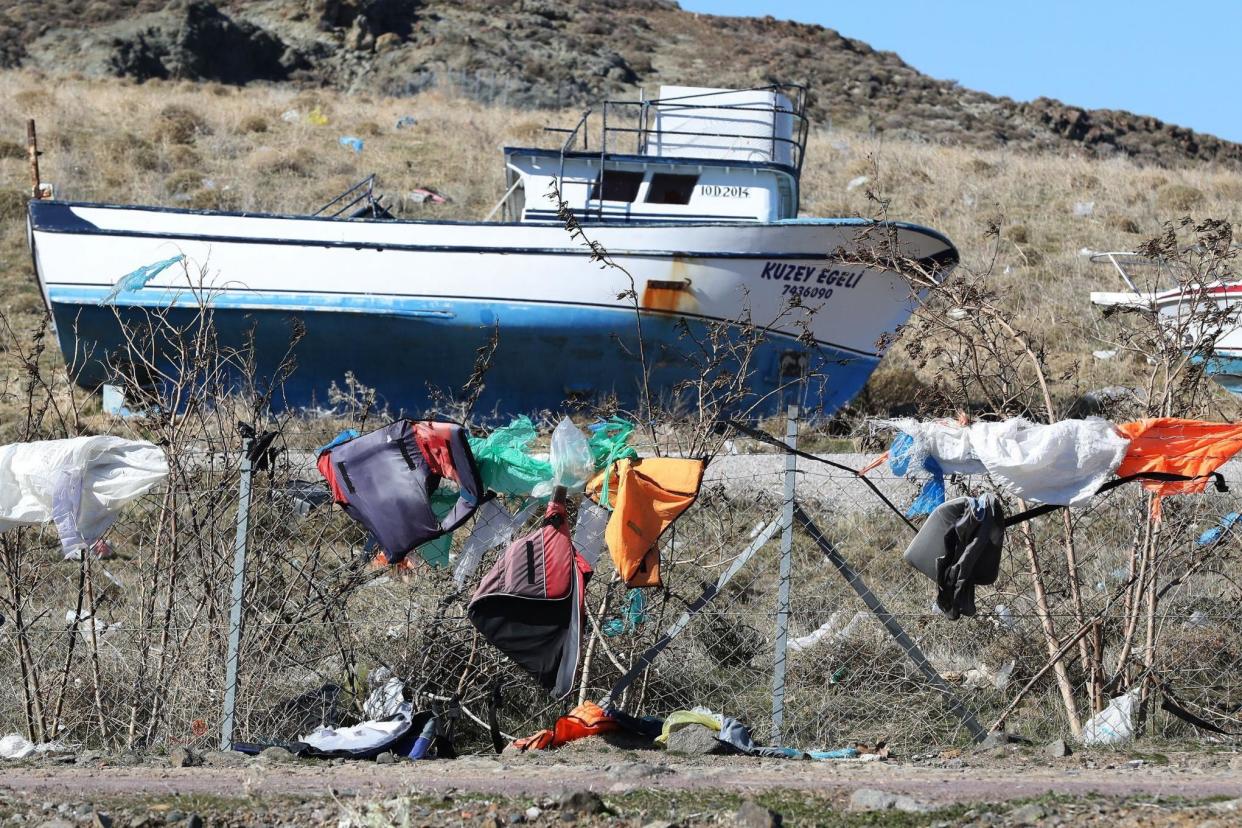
[1089,249,1242,396]
[27,85,958,416]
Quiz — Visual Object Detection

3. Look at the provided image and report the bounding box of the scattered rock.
[525,806,543,821]
[604,760,673,781]
[91,812,112,828]
[979,730,1010,750]
[557,790,606,816]
[184,816,204,828]
[168,746,199,768]
[664,724,721,756]
[201,750,247,767]
[642,822,678,828]
[848,789,928,813]
[849,789,897,811]
[1010,803,1046,824]
[1044,739,1072,758]
[1229,756,1242,771]
[38,820,74,828]
[375,751,397,765]
[731,799,781,827]
[257,746,297,763]
[374,32,401,53]
[1211,798,1242,812]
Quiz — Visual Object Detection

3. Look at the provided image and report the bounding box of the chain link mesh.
[2,413,1240,756]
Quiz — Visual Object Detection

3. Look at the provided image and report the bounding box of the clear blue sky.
[680,1,1242,142]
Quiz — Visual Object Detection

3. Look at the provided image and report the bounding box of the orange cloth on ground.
[510,701,617,751]
[1115,418,1242,496]
[586,457,706,588]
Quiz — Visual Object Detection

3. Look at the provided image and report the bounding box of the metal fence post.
[771,403,798,744]
[220,438,253,751]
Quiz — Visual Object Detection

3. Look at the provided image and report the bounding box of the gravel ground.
[2,742,1240,827]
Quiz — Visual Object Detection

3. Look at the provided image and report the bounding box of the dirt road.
[2,746,1240,827]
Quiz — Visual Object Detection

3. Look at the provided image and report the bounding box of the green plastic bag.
[468,416,553,497]
[414,488,457,568]
[588,417,639,509]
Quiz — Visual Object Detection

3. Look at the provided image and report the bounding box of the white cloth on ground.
[300,702,412,752]
[0,436,168,554]
[878,417,1129,506]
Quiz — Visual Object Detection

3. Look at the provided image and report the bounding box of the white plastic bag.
[571,500,610,568]
[362,667,405,719]
[0,436,168,554]
[453,498,542,587]
[540,418,593,494]
[1082,690,1138,746]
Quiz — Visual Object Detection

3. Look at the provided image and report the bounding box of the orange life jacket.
[510,700,617,751]
[586,457,705,588]
[1115,418,1242,496]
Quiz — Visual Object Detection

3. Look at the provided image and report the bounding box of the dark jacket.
[903,494,1005,620]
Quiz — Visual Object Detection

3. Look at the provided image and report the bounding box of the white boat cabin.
[499,85,808,224]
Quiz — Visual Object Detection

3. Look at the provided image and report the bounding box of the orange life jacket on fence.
[1115,418,1242,496]
[586,457,706,588]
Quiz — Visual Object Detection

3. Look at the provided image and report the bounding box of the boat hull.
[29,201,958,416]
[1092,283,1242,397]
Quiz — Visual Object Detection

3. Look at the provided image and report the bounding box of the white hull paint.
[30,201,958,415]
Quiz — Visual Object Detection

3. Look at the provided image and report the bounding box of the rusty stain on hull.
[642,254,696,312]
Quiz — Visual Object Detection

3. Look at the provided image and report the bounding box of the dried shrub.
[1156,183,1204,213]
[0,188,25,220]
[164,168,204,195]
[249,145,316,177]
[0,139,24,159]
[152,104,210,145]
[188,187,240,211]
[238,114,269,134]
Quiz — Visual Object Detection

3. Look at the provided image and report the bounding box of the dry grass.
[0,70,1241,407]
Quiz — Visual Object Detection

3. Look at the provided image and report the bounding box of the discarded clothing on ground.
[655,707,804,759]
[510,701,618,751]
[878,418,1130,513]
[0,436,168,556]
[904,494,1005,620]
[234,704,447,760]
[1115,418,1242,498]
[468,499,592,697]
[586,457,706,588]
[317,420,488,567]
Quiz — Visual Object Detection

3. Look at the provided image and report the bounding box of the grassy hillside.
[6,0,1241,169]
[1,70,1240,414]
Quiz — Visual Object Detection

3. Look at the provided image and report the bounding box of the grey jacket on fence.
[903,494,1005,620]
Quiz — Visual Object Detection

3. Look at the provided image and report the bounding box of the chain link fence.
[3,408,1241,757]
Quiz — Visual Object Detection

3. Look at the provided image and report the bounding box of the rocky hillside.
[2,0,1240,168]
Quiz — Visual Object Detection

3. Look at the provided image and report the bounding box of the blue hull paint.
[50,293,879,417]
[1203,355,1242,397]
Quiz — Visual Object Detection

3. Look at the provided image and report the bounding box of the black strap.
[335,460,357,494]
[725,418,918,533]
[1155,675,1238,735]
[729,418,1230,532]
[487,679,504,754]
[397,437,417,471]
[1004,471,1228,527]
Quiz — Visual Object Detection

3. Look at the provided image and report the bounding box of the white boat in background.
[28,85,959,417]
[1088,250,1242,395]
